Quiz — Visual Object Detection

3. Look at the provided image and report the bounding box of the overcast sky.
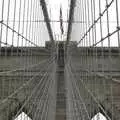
[46,0,69,40]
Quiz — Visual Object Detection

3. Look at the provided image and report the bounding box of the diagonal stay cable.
[92,28,120,46]
[13,67,50,119]
[68,61,112,120]
[74,62,120,84]
[31,66,55,120]
[15,58,56,119]
[77,0,114,45]
[65,64,91,120]
[0,21,39,47]
[66,63,88,119]
[0,57,51,75]
[0,56,55,107]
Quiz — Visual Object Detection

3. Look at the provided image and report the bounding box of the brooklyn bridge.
[0,0,120,120]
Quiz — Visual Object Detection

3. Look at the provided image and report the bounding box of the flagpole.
[60,5,64,41]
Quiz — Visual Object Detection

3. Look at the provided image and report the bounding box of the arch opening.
[91,112,107,120]
[14,112,32,120]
